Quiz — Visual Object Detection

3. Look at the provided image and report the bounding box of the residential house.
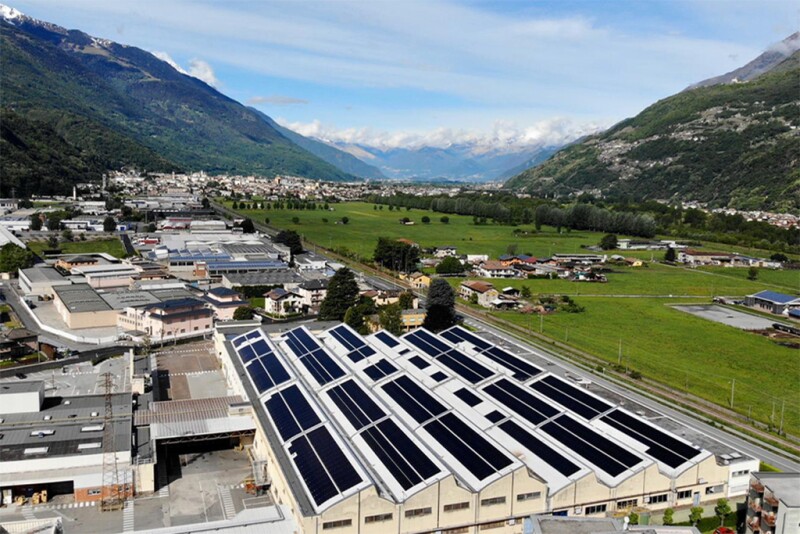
[465,254,489,264]
[551,253,606,266]
[407,272,431,289]
[0,328,37,359]
[476,260,518,278]
[745,290,800,316]
[263,288,303,317]
[54,255,99,273]
[434,246,458,258]
[117,298,214,341]
[460,281,499,307]
[296,279,329,311]
[678,249,737,266]
[401,308,426,332]
[203,287,246,320]
[744,472,799,534]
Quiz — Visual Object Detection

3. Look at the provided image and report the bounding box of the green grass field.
[27,237,127,259]
[225,200,637,259]
[498,297,799,435]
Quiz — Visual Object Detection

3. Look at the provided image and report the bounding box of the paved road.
[465,317,800,472]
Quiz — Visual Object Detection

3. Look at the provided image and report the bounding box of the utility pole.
[779,400,785,435]
[730,379,735,409]
[101,372,123,511]
[539,314,543,334]
[618,339,622,364]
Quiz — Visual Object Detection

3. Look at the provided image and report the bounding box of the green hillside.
[0,16,354,197]
[505,52,800,211]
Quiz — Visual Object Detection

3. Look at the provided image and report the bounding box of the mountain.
[328,142,559,182]
[0,5,355,197]
[505,48,800,212]
[255,112,386,179]
[688,32,800,89]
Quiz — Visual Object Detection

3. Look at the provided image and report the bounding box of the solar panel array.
[229,323,707,512]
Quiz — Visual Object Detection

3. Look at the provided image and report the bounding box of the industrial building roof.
[101,290,162,309]
[20,266,69,284]
[0,380,44,394]
[749,290,800,304]
[225,324,712,516]
[53,284,113,312]
[222,271,307,287]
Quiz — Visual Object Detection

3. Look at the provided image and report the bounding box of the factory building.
[0,382,133,505]
[213,324,757,534]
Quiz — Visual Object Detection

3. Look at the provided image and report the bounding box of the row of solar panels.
[229,324,705,512]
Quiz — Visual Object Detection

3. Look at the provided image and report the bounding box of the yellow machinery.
[14,495,26,506]
[41,489,48,503]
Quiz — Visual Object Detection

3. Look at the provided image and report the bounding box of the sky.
[7,0,799,150]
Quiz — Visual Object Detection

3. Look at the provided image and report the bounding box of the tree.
[201,197,210,209]
[344,297,377,335]
[46,213,63,231]
[398,291,416,310]
[770,252,789,263]
[233,305,255,320]
[662,508,674,526]
[689,506,704,526]
[275,230,303,256]
[319,267,360,321]
[379,304,404,335]
[747,266,758,280]
[264,217,270,225]
[664,247,676,262]
[146,222,157,233]
[599,233,618,250]
[47,236,59,249]
[628,511,639,525]
[0,243,34,273]
[61,229,74,242]
[29,213,42,231]
[436,256,465,275]
[506,243,518,256]
[240,218,256,233]
[421,216,430,224]
[374,237,420,273]
[714,498,731,526]
[341,216,349,225]
[103,216,116,233]
[423,279,457,332]
[521,286,531,299]
[232,201,239,209]
[440,216,449,224]
[469,293,478,305]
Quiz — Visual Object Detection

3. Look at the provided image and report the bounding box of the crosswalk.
[122,500,134,532]
[20,506,36,520]
[25,500,98,511]
[218,486,236,520]
[167,370,217,377]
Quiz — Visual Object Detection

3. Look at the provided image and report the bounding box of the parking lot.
[0,355,130,396]
[674,304,784,331]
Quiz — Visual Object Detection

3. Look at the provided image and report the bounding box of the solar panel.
[382,375,446,423]
[308,426,363,492]
[482,346,542,380]
[246,361,272,393]
[485,410,505,424]
[363,359,397,381]
[542,415,641,477]
[261,353,291,387]
[375,331,399,347]
[601,410,700,468]
[265,385,321,441]
[330,325,364,351]
[431,371,448,382]
[424,413,513,480]
[484,379,559,426]
[300,349,345,386]
[437,349,493,383]
[498,420,581,476]
[531,375,611,419]
[441,326,492,350]
[361,420,441,490]
[327,380,386,431]
[409,356,430,369]
[454,388,482,407]
[237,344,258,363]
[289,427,362,506]
[251,339,270,356]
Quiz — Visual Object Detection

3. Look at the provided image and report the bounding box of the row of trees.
[232,200,331,211]
[534,203,657,238]
[373,238,420,273]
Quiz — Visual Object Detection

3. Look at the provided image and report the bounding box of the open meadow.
[27,237,127,259]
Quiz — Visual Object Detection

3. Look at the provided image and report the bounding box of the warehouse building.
[0,382,133,505]
[214,323,756,534]
[18,267,73,297]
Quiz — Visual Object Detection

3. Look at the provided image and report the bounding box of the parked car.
[15,373,27,379]
[713,528,735,534]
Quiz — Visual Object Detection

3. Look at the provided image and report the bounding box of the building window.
[517,492,541,502]
[443,528,469,534]
[585,504,608,515]
[322,519,352,530]
[649,493,669,504]
[479,521,505,531]
[364,513,392,524]
[87,489,102,496]
[404,507,432,518]
[732,469,750,477]
[617,499,637,509]
[480,496,506,507]
[677,490,692,500]
[444,502,470,512]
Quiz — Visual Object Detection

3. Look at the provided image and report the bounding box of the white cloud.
[247,95,309,106]
[276,117,607,151]
[151,51,218,87]
[187,58,218,88]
